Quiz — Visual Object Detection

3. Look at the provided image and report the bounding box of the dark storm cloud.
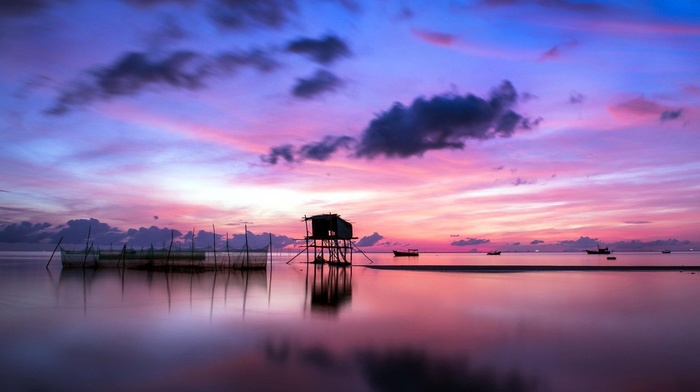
[286,35,351,65]
[209,0,298,30]
[47,48,278,115]
[356,232,384,247]
[451,237,490,246]
[0,221,52,243]
[291,69,345,98]
[660,109,683,122]
[264,81,538,164]
[354,81,537,159]
[530,239,544,244]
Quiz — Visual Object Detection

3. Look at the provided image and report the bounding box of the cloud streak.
[412,28,459,46]
[286,35,351,65]
[538,39,578,61]
[291,69,345,99]
[209,0,298,30]
[47,49,278,115]
[660,109,682,122]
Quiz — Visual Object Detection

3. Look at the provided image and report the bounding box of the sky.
[1,0,700,252]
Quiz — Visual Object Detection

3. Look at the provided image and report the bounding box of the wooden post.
[46,236,63,269]
[226,232,231,268]
[244,225,250,269]
[166,230,174,268]
[82,225,92,267]
[212,224,217,269]
[191,227,195,266]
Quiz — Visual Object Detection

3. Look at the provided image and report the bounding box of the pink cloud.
[606,97,687,124]
[540,14,700,38]
[609,97,663,117]
[683,84,700,95]
[538,40,578,61]
[411,28,459,47]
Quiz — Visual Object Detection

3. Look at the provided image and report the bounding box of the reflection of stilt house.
[304,214,356,265]
[311,265,352,314]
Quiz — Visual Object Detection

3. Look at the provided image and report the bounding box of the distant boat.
[586,245,611,255]
[607,256,616,260]
[393,249,419,257]
[486,251,501,255]
[661,250,672,254]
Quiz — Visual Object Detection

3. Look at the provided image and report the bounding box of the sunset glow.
[1,0,699,251]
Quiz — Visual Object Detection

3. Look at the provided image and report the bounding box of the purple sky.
[1,0,699,251]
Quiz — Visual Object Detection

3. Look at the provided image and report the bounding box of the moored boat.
[393,249,419,257]
[486,251,501,255]
[586,245,611,254]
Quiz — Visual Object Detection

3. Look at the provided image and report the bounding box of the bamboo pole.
[82,225,92,267]
[244,225,250,269]
[46,236,63,269]
[166,230,174,268]
[212,224,217,269]
[191,227,195,266]
[85,241,94,268]
[226,232,231,268]
[268,232,273,305]
[119,243,126,269]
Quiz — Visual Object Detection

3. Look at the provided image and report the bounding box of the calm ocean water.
[2,251,700,391]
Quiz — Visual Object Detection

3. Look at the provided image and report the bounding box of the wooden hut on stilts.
[303,213,356,266]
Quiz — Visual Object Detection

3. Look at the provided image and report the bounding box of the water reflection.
[260,339,540,392]
[308,264,352,314]
[55,267,267,318]
[3,253,700,392]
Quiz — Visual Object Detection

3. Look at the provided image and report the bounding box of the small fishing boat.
[393,249,419,257]
[661,250,671,254]
[586,245,611,254]
[607,256,616,260]
[486,251,501,255]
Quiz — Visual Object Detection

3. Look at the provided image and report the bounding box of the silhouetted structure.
[585,245,611,254]
[304,213,356,265]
